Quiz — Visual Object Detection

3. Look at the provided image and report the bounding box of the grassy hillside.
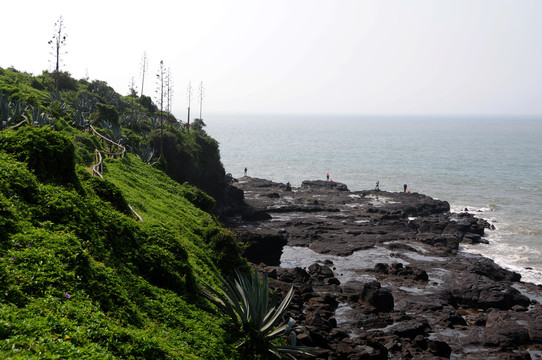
[0,126,250,359]
[0,67,257,359]
[0,66,227,198]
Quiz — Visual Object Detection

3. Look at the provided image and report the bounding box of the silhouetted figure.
[404,184,407,193]
[375,181,380,191]
[286,182,291,191]
[244,167,247,176]
[326,173,329,181]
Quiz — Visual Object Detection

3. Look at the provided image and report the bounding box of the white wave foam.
[461,230,542,285]
[451,202,542,285]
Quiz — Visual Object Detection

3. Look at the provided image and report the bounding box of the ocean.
[206,114,542,285]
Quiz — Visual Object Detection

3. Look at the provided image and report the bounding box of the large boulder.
[241,233,287,266]
[360,281,394,313]
[302,180,349,191]
[448,274,530,310]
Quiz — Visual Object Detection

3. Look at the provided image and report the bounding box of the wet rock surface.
[223,177,542,360]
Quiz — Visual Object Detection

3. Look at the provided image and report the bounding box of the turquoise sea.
[206,114,542,285]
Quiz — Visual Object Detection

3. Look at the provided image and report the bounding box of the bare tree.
[140,51,148,97]
[155,60,165,156]
[186,81,192,133]
[48,16,68,73]
[198,81,204,120]
[166,68,173,113]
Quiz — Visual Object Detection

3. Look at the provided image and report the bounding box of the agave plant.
[120,112,140,129]
[75,92,95,114]
[202,270,318,359]
[47,90,67,116]
[73,110,90,130]
[98,119,112,130]
[29,105,54,128]
[73,93,93,130]
[0,91,28,130]
[150,117,159,129]
[111,126,127,146]
[135,143,157,164]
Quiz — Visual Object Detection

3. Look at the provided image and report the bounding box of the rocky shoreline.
[221,177,542,360]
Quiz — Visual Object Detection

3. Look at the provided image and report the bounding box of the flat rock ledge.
[222,177,542,360]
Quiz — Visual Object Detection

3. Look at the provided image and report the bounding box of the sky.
[2,0,542,118]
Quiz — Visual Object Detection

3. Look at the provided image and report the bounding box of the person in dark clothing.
[404,184,407,193]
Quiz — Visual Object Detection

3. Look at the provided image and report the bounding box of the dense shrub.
[39,70,78,91]
[0,68,48,106]
[179,182,216,213]
[0,192,17,243]
[203,226,250,277]
[138,94,157,113]
[53,71,79,91]
[192,132,225,197]
[87,80,124,111]
[0,152,40,203]
[88,176,131,215]
[0,153,39,244]
[149,129,226,198]
[72,132,102,166]
[0,127,78,186]
[136,224,194,294]
[95,103,119,127]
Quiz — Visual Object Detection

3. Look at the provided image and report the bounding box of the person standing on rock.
[244,167,247,176]
[404,184,407,193]
[327,173,329,181]
[375,181,380,191]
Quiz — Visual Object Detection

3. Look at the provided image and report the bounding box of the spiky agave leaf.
[201,276,244,323]
[271,322,319,358]
[271,345,321,358]
[261,285,295,336]
[201,269,318,358]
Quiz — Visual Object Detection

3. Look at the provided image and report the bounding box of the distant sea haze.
[207,114,542,285]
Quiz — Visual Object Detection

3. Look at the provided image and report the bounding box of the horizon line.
[182,111,542,121]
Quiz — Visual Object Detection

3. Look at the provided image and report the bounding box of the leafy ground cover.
[0,131,248,359]
[0,76,249,357]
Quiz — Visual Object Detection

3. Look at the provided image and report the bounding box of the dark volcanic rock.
[386,318,430,339]
[373,262,429,282]
[359,281,394,312]
[223,177,542,360]
[241,210,272,221]
[448,273,530,310]
[302,180,349,191]
[239,232,287,266]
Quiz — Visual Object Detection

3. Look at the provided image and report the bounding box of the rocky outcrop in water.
[223,177,542,359]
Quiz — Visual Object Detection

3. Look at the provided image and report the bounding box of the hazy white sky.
[2,0,542,118]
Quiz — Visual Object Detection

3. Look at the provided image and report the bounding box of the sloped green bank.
[0,127,247,359]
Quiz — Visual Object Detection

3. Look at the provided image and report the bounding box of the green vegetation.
[0,66,225,197]
[0,127,245,359]
[0,66,307,359]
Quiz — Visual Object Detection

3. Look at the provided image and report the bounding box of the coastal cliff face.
[223,177,542,360]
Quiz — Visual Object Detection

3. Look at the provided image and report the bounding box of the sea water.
[206,114,542,285]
